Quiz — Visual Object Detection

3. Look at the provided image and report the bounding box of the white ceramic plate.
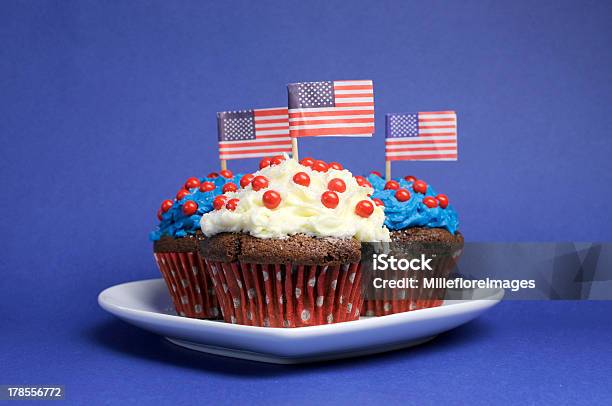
[98,279,503,364]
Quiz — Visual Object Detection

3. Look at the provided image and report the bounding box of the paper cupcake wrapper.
[205,261,362,327]
[153,252,221,319]
[363,249,461,317]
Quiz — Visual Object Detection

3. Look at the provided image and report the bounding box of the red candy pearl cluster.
[251,175,269,191]
[259,155,286,169]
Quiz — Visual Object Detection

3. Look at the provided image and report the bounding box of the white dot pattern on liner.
[301,309,311,321]
[247,288,256,299]
[265,295,270,304]
[347,303,353,313]
[349,273,356,283]
[236,280,243,289]
[284,320,290,327]
[233,298,240,308]
[195,286,201,294]
[316,296,324,307]
[384,302,392,311]
[212,308,219,317]
[263,318,270,327]
[181,279,189,288]
[295,288,301,298]
[194,304,202,313]
[192,266,198,275]
[171,284,176,292]
[180,295,189,304]
[247,311,253,320]
[308,278,316,287]
[327,314,334,323]
[263,271,269,281]
[223,284,228,293]
[276,272,282,281]
[278,295,284,304]
[331,280,337,290]
[231,316,237,324]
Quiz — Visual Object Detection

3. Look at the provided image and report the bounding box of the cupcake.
[199,156,390,327]
[150,169,243,319]
[363,172,463,316]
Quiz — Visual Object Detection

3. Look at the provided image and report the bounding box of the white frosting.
[200,158,390,242]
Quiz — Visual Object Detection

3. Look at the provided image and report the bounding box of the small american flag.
[217,108,292,160]
[287,80,374,137]
[385,111,458,161]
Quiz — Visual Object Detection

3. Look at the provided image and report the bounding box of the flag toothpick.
[287,80,375,161]
[385,111,458,179]
[291,138,299,161]
[216,108,292,164]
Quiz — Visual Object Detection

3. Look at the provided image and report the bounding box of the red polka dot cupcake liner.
[153,252,221,319]
[204,261,362,327]
[363,250,461,317]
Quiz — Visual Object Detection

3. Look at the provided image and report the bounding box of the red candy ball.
[355,176,372,188]
[370,171,383,177]
[262,190,282,209]
[161,199,173,212]
[413,180,427,194]
[199,181,215,192]
[207,172,219,178]
[219,169,233,179]
[251,175,269,191]
[259,157,272,169]
[271,155,285,166]
[423,196,438,208]
[293,172,310,187]
[176,189,190,200]
[372,198,384,207]
[436,194,449,209]
[395,189,411,202]
[182,200,198,215]
[157,209,163,221]
[384,180,400,190]
[321,191,339,209]
[225,198,239,211]
[300,157,315,167]
[404,175,417,183]
[312,160,329,172]
[328,178,346,193]
[184,177,201,189]
[329,162,343,170]
[240,174,255,188]
[355,200,374,218]
[222,182,238,193]
[213,195,227,210]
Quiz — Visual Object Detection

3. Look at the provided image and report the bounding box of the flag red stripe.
[418,118,456,122]
[415,132,457,137]
[254,109,288,117]
[220,147,292,156]
[419,111,455,115]
[333,85,373,91]
[290,126,374,137]
[388,153,458,161]
[254,118,288,124]
[289,109,373,118]
[334,93,374,98]
[418,125,457,129]
[334,102,374,107]
[385,146,457,152]
[386,139,457,145]
[290,118,374,126]
[220,140,291,148]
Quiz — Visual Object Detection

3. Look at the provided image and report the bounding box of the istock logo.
[372,254,433,272]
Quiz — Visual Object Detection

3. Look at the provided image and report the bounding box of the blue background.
[1,1,611,404]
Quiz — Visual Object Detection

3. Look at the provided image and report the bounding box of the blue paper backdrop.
[1,2,612,403]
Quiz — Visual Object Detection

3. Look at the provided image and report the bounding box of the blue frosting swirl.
[149,175,242,241]
[367,174,459,234]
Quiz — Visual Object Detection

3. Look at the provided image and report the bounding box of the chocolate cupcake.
[150,170,241,319]
[364,172,463,316]
[199,156,389,327]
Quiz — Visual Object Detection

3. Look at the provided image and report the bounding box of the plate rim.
[98,278,504,337]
